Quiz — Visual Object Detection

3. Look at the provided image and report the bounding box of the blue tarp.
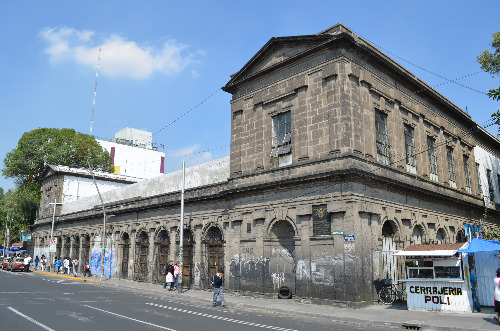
[456,238,500,253]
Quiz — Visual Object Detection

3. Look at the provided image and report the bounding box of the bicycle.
[379,281,406,304]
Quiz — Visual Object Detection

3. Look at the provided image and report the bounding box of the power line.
[351,29,488,96]
[152,87,222,137]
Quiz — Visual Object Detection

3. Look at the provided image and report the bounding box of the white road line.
[84,305,176,331]
[145,302,298,331]
[7,307,55,331]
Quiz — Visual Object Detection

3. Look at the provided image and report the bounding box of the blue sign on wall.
[344,234,355,242]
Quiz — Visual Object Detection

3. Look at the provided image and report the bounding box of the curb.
[33,270,100,284]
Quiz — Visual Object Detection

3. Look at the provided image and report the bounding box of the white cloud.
[39,27,202,79]
[167,144,213,166]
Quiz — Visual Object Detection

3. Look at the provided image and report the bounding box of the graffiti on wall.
[271,271,285,290]
[90,249,115,277]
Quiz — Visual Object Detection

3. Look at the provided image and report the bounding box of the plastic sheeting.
[456,238,500,253]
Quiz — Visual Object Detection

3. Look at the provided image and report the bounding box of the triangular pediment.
[225,36,332,89]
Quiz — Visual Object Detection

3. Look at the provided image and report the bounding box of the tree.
[478,31,500,125]
[3,128,113,187]
[3,186,38,243]
[2,128,113,234]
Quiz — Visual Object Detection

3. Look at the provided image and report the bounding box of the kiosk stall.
[394,242,473,313]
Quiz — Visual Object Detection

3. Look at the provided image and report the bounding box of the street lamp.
[48,199,63,272]
[101,214,115,281]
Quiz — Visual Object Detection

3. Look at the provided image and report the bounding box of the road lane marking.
[7,307,55,331]
[145,302,297,331]
[84,305,176,330]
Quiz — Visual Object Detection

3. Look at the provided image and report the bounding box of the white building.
[97,127,165,180]
[38,165,141,219]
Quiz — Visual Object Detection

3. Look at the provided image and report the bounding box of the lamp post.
[101,214,115,281]
[48,199,63,272]
[178,161,185,293]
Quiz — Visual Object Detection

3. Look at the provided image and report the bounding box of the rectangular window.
[463,155,471,194]
[427,137,438,182]
[270,111,292,168]
[476,163,483,197]
[446,147,456,188]
[375,111,390,165]
[487,169,495,202]
[404,125,416,174]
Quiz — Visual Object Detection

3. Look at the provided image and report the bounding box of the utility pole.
[3,212,8,257]
[49,199,63,271]
[178,161,185,293]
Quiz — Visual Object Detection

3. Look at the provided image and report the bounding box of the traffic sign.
[50,237,57,244]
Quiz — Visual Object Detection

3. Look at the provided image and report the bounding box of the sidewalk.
[34,270,500,331]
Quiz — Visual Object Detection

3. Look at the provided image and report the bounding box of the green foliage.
[478,32,500,77]
[3,186,39,241]
[483,226,500,241]
[478,32,500,130]
[2,128,114,187]
[1,128,113,240]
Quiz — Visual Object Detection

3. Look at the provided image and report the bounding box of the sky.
[1,1,499,191]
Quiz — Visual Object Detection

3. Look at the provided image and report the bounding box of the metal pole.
[48,199,63,272]
[3,212,7,257]
[178,161,185,293]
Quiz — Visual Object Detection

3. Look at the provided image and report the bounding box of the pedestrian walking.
[212,268,226,307]
[72,258,79,277]
[41,255,47,272]
[23,255,30,272]
[172,261,180,290]
[55,258,62,273]
[164,261,174,290]
[494,268,500,322]
[34,256,39,271]
[63,258,70,274]
[83,262,91,277]
[470,265,481,312]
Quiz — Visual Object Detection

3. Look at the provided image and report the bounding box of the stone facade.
[32,23,500,306]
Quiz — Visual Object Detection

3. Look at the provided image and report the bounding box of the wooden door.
[205,227,224,286]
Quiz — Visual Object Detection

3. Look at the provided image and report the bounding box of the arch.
[456,229,467,243]
[202,221,224,242]
[121,232,131,278]
[155,228,170,283]
[411,224,425,245]
[80,234,90,265]
[71,235,80,260]
[203,225,224,286]
[176,227,194,288]
[382,219,398,237]
[265,218,296,296]
[381,217,400,284]
[267,217,298,239]
[135,230,149,281]
[436,228,447,244]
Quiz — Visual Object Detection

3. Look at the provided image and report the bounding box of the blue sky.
[1,1,499,191]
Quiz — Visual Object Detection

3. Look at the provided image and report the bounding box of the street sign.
[343,234,355,242]
[331,231,344,235]
[50,237,57,252]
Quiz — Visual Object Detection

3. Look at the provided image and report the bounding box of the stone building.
[32,23,500,306]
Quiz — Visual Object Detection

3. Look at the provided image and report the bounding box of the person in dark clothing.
[212,268,226,307]
[164,261,175,290]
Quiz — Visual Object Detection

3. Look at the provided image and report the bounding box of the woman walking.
[494,268,500,322]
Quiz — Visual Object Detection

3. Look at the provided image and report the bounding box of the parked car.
[7,258,25,271]
[1,257,10,269]
[0,257,4,269]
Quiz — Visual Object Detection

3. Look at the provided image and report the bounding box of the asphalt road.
[0,269,391,331]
